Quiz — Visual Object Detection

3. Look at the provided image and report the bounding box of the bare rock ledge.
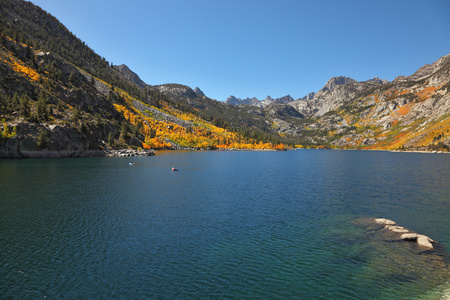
[375,218,435,249]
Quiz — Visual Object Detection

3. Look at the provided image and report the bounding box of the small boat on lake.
[171,166,178,171]
[129,162,135,166]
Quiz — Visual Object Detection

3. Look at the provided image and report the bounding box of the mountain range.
[0,0,449,157]
[225,93,319,107]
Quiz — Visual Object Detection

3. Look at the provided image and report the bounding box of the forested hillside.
[0,0,287,158]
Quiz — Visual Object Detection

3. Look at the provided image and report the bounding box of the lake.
[0,150,449,299]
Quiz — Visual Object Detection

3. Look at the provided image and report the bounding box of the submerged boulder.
[375,218,396,225]
[375,218,435,249]
[385,225,410,233]
[400,233,419,240]
[417,235,434,249]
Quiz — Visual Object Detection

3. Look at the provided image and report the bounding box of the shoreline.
[324,148,450,154]
[0,148,156,159]
[1,147,448,159]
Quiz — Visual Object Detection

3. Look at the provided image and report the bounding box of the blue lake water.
[0,150,449,299]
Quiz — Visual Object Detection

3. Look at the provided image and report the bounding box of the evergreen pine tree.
[72,106,80,123]
[3,123,10,138]
[36,128,48,148]
[37,91,48,121]
[56,101,64,112]
[19,95,30,118]
[107,132,114,146]
[120,121,128,139]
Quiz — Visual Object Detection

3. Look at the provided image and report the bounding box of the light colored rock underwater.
[375,218,435,249]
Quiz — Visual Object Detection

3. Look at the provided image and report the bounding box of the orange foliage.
[412,118,450,148]
[415,86,439,101]
[395,132,407,140]
[142,142,152,150]
[399,90,410,95]
[113,97,288,150]
[145,137,171,149]
[397,103,411,117]
[366,116,450,150]
[12,61,39,81]
[275,143,286,150]
[1,53,40,81]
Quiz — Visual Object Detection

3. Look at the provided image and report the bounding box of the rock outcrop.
[193,87,205,97]
[0,119,156,158]
[151,84,198,99]
[113,64,147,88]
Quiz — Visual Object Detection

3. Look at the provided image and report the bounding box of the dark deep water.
[1,150,449,299]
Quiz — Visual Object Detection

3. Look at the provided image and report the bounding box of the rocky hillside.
[0,0,290,158]
[319,54,450,151]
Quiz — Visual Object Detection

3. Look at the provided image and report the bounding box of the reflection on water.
[0,150,449,299]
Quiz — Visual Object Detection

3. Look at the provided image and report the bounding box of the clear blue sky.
[28,0,450,101]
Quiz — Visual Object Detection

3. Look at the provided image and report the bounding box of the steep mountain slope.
[0,0,288,157]
[315,54,450,151]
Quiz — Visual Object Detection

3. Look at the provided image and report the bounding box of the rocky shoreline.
[105,149,155,157]
[0,148,155,158]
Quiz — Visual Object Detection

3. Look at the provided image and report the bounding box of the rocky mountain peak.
[299,92,316,101]
[409,54,450,81]
[366,77,389,84]
[225,95,240,105]
[113,64,147,88]
[274,95,295,104]
[193,87,205,97]
[320,76,357,93]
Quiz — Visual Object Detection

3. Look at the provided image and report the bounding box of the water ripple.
[0,152,449,299]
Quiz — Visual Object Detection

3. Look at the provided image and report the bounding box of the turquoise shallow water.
[0,150,449,299]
